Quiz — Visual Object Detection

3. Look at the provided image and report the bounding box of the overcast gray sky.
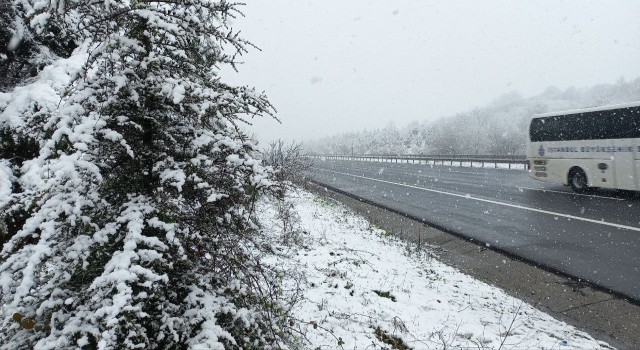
[226,0,640,144]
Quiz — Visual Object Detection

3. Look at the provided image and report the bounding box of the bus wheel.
[569,168,588,193]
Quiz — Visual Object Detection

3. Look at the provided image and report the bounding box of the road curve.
[307,159,640,302]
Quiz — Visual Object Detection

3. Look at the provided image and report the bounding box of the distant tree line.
[305,78,640,156]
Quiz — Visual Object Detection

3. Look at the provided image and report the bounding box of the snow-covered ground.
[258,189,613,350]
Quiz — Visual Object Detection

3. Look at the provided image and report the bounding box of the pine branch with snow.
[1,1,290,348]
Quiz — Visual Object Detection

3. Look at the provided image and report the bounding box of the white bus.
[527,101,640,192]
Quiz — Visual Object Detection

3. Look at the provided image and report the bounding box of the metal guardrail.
[311,154,529,170]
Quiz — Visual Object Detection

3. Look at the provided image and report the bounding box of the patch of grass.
[546,332,562,340]
[372,290,397,302]
[374,327,411,350]
[457,332,473,340]
[313,196,338,208]
[476,337,492,345]
[572,332,590,340]
[324,268,347,279]
[599,342,616,350]
[376,229,394,238]
[499,330,522,337]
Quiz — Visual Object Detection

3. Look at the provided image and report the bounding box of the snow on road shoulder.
[257,188,613,350]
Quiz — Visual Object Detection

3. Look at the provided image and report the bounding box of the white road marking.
[434,169,488,175]
[348,165,624,201]
[396,164,489,175]
[517,186,625,201]
[319,168,640,232]
[408,172,476,183]
[337,165,625,201]
[412,171,487,177]
[433,179,486,187]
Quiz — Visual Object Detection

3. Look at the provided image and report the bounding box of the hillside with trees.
[305,78,640,156]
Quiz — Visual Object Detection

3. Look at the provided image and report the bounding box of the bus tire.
[569,168,588,193]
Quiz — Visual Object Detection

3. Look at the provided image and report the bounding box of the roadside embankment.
[303,180,640,349]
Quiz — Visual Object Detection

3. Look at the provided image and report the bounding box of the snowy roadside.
[257,188,613,350]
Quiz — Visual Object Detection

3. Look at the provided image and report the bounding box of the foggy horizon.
[225,0,640,145]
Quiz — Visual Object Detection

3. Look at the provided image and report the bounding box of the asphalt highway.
[307,159,640,301]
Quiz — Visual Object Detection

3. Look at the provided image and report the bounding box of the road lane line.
[429,179,487,188]
[342,166,621,201]
[388,163,495,175]
[407,173,486,186]
[517,186,625,201]
[434,169,490,175]
[338,166,625,201]
[317,168,640,232]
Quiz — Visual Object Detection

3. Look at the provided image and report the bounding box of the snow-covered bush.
[263,140,313,196]
[261,140,313,245]
[0,1,291,348]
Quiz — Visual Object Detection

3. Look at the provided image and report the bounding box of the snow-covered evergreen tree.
[1,1,289,348]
